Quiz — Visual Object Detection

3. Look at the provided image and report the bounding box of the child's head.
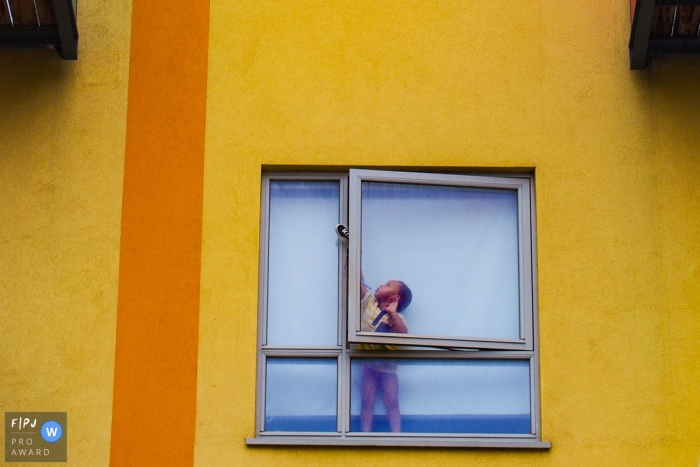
[374,280,412,312]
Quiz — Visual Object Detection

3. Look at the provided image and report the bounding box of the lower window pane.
[350,359,531,434]
[265,358,338,432]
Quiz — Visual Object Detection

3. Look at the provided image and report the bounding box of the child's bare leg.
[381,372,401,432]
[360,366,379,432]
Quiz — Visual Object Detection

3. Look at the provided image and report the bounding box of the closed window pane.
[265,358,338,432]
[350,359,531,434]
[361,182,520,341]
[267,181,340,346]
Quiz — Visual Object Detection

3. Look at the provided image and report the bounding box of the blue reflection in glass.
[265,358,337,432]
[350,359,531,434]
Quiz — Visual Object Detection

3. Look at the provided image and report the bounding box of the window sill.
[246,436,551,449]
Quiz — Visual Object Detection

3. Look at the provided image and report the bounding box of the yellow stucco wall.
[1,0,698,465]
[0,0,132,464]
[196,1,700,467]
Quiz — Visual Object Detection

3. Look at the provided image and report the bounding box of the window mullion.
[338,350,350,436]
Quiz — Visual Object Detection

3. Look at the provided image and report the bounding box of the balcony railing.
[0,0,78,59]
[630,0,700,69]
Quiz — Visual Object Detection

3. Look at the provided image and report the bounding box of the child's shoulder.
[361,291,379,308]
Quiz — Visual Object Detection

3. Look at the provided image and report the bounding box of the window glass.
[350,359,531,434]
[361,182,520,341]
[267,181,340,346]
[265,358,338,432]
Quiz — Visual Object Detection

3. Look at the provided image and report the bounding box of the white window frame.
[248,170,549,449]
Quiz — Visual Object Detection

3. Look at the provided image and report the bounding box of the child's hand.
[381,296,399,314]
[381,296,407,333]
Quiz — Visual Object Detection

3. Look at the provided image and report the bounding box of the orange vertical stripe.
[109,0,209,463]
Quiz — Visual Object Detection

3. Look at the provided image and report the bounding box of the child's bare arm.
[360,271,368,298]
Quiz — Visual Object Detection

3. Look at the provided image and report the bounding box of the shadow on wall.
[0,50,76,164]
[0,49,73,95]
[647,56,700,157]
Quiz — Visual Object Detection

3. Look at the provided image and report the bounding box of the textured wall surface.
[1,0,699,466]
[0,0,132,465]
[196,0,700,466]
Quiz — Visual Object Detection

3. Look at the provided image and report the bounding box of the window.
[247,170,549,448]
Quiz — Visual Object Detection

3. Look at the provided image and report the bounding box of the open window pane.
[264,358,338,432]
[266,181,340,346]
[360,181,520,341]
[350,359,531,434]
